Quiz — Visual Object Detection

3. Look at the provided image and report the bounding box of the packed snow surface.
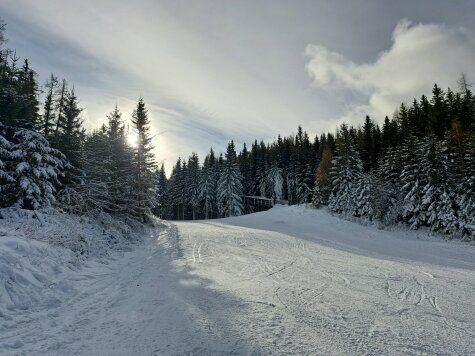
[1,205,474,355]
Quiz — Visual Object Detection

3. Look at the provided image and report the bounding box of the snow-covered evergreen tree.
[376,147,403,223]
[54,87,84,170]
[267,164,283,201]
[0,124,14,206]
[420,135,458,234]
[328,124,362,216]
[130,98,156,219]
[459,132,474,235]
[296,164,312,204]
[355,173,373,218]
[106,106,135,214]
[7,128,67,209]
[167,158,186,219]
[79,126,115,213]
[398,137,427,229]
[198,149,218,219]
[311,143,332,207]
[152,163,168,218]
[217,141,243,217]
[186,153,200,220]
[39,74,58,141]
[286,170,298,205]
[256,163,268,198]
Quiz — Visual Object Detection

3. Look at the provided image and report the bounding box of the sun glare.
[127,132,138,147]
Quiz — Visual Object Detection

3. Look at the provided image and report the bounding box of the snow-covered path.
[3,206,474,355]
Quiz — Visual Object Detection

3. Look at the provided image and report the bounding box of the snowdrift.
[0,208,147,319]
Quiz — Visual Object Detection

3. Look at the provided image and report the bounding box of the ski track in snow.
[1,206,474,355]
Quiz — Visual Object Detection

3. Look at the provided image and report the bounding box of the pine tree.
[429,84,448,139]
[399,137,427,229]
[420,135,458,234]
[152,163,168,218]
[55,88,84,169]
[198,148,218,219]
[448,123,474,236]
[256,162,269,198]
[168,158,185,219]
[312,144,332,207]
[12,59,40,130]
[186,153,200,220]
[0,123,14,207]
[328,124,363,216]
[376,147,403,223]
[355,173,373,218]
[457,74,474,132]
[238,143,251,196]
[53,79,68,138]
[267,164,283,201]
[6,128,67,209]
[130,98,156,219]
[79,127,115,213]
[361,115,374,172]
[217,141,243,217]
[39,74,58,140]
[106,106,135,214]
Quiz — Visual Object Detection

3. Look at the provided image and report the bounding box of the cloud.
[305,19,475,124]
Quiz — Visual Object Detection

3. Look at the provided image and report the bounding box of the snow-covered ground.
[1,205,474,355]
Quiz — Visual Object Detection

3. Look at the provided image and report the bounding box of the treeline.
[159,80,474,238]
[0,24,157,221]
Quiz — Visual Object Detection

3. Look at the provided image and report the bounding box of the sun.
[127,132,138,147]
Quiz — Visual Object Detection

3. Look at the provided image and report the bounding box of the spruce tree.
[6,128,67,209]
[152,163,168,218]
[328,124,363,216]
[198,148,218,219]
[40,74,58,140]
[130,98,156,219]
[186,153,200,219]
[429,84,448,138]
[106,106,134,214]
[217,141,243,217]
[420,135,458,234]
[312,144,332,207]
[267,164,283,201]
[55,88,84,169]
[80,127,114,212]
[398,137,427,229]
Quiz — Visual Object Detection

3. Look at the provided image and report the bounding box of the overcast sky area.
[1,0,475,172]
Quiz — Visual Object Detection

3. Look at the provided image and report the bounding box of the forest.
[0,22,473,238]
[161,80,474,238]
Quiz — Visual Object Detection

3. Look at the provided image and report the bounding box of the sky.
[1,0,475,173]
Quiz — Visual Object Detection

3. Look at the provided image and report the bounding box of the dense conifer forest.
[159,81,474,238]
[0,22,473,238]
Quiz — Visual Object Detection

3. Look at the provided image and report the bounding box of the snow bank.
[0,208,147,258]
[0,234,77,316]
[0,208,150,321]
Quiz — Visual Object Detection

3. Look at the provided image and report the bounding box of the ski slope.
[1,205,474,355]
